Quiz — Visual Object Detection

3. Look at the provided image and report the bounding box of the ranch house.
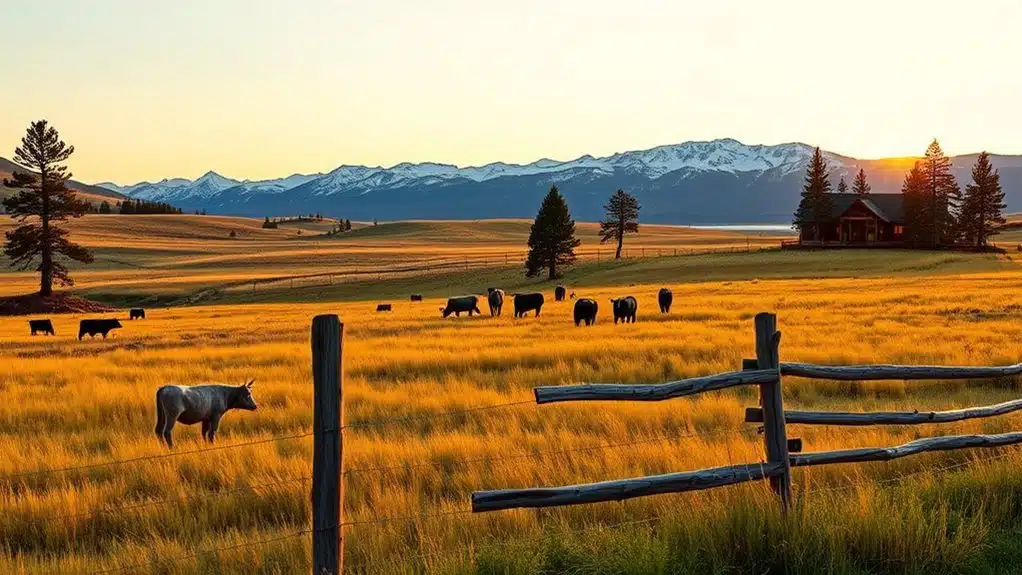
[795,193,906,246]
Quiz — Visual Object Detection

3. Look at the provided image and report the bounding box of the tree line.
[794,140,1006,247]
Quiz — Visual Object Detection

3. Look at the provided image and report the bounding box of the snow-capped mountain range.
[93,139,1022,224]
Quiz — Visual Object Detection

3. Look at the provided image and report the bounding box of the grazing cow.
[658,288,673,314]
[376,303,392,312]
[573,298,598,326]
[512,292,544,318]
[129,308,146,320]
[555,285,567,301]
[487,288,505,317]
[78,319,123,340]
[28,319,55,336]
[610,296,638,324]
[440,295,482,318]
[410,294,423,302]
[154,380,257,448]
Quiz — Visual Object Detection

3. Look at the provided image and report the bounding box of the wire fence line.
[341,399,536,431]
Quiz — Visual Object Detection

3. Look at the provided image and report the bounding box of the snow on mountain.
[104,139,845,203]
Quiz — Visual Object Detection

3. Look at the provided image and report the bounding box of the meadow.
[4,218,1022,573]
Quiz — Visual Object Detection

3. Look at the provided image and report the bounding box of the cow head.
[233,379,258,411]
[112,319,123,328]
[440,306,451,318]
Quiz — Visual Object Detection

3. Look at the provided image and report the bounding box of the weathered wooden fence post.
[754,312,791,511]
[311,315,344,574]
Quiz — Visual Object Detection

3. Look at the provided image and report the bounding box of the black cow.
[78,319,123,340]
[410,294,423,302]
[130,308,146,320]
[658,288,673,314]
[376,304,392,312]
[487,288,504,317]
[573,298,598,326]
[554,285,567,302]
[29,319,55,336]
[440,295,482,318]
[512,292,544,318]
[610,296,638,324]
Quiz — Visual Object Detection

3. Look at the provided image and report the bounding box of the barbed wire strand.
[343,428,730,476]
[93,528,309,574]
[342,399,535,431]
[16,476,311,526]
[1,431,313,481]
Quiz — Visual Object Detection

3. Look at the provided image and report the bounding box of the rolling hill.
[0,157,127,212]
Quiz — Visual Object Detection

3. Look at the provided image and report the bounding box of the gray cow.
[154,380,258,448]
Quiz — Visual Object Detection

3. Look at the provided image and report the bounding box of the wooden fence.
[307,312,1022,574]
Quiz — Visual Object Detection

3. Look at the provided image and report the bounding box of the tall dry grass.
[3,273,1022,573]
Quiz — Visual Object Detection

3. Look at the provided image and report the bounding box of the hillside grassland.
[6,264,1022,573]
[0,215,792,301]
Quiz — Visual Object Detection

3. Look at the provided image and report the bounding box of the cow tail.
[154,388,167,438]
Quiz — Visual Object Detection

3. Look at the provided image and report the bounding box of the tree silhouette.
[961,152,1005,247]
[599,189,640,259]
[525,186,581,279]
[852,168,871,196]
[919,139,961,246]
[902,161,929,246]
[792,147,833,241]
[2,120,93,295]
[837,177,848,194]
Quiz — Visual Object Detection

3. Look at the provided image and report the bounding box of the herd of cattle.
[27,308,146,338]
[427,285,672,326]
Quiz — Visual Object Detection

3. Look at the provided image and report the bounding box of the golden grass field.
[5,218,1022,573]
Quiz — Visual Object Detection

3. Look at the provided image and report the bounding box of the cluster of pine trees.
[794,140,1005,248]
[100,199,182,215]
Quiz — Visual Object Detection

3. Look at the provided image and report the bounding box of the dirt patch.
[0,293,117,316]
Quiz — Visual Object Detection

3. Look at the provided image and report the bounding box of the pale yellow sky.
[2,0,1020,184]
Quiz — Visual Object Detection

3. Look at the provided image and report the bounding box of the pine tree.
[919,139,962,246]
[598,189,640,259]
[2,120,93,295]
[852,168,871,196]
[902,161,930,246]
[961,152,1005,247]
[121,199,136,214]
[837,177,848,194]
[99,201,112,214]
[792,147,833,241]
[525,186,581,279]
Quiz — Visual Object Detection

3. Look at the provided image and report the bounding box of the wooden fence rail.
[471,311,1022,516]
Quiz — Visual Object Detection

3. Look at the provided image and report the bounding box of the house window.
[894,225,904,235]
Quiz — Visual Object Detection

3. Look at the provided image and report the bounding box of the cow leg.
[202,420,211,443]
[208,413,222,444]
[161,411,178,449]
[154,397,167,443]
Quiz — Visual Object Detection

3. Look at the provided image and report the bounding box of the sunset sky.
[3,0,1021,184]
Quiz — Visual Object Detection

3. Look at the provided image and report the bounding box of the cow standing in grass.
[487,288,504,316]
[154,380,258,448]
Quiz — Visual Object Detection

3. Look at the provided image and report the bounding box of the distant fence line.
[232,242,775,293]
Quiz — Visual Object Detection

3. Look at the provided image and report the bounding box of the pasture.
[4,218,1022,573]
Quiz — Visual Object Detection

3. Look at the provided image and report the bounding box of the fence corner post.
[754,312,791,511]
[312,314,344,574]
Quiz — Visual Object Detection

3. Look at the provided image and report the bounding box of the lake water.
[689,224,794,233]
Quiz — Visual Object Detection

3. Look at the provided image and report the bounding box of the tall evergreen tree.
[902,161,930,246]
[2,121,93,295]
[961,152,1005,247]
[792,147,833,241]
[99,201,111,214]
[525,186,581,279]
[837,177,848,194]
[852,168,871,196]
[919,139,962,246]
[598,189,640,259]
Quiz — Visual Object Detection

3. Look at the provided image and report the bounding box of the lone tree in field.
[599,189,640,259]
[837,176,848,194]
[852,168,871,196]
[2,120,93,296]
[960,152,1005,247]
[792,147,833,241]
[919,139,962,247]
[525,186,581,280]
